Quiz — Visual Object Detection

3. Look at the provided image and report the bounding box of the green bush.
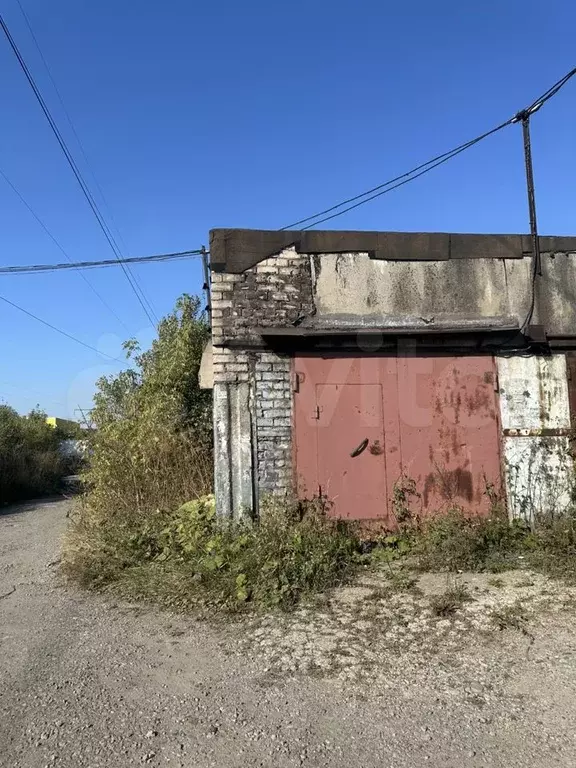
[63,495,361,612]
[82,294,213,521]
[63,295,360,612]
[522,510,576,580]
[0,406,73,504]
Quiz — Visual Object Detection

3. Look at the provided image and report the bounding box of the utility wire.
[516,66,576,118]
[0,12,158,327]
[281,121,512,231]
[14,0,128,249]
[0,168,131,332]
[14,0,152,310]
[299,123,512,231]
[0,293,124,362]
[0,249,203,275]
[282,66,576,231]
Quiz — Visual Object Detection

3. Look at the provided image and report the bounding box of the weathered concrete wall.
[198,340,213,389]
[209,249,306,515]
[313,251,576,334]
[497,355,574,520]
[210,348,292,517]
[213,382,253,519]
[313,253,512,322]
[212,247,576,340]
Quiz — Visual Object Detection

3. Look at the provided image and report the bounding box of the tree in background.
[84,294,213,520]
[0,406,73,504]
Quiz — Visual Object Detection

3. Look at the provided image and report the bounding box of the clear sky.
[0,0,574,417]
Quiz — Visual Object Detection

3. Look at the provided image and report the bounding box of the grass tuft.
[429,579,472,617]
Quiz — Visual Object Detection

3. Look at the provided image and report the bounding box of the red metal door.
[293,354,501,522]
[394,356,500,516]
[315,384,387,518]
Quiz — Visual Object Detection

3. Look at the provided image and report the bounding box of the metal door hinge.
[292,371,303,393]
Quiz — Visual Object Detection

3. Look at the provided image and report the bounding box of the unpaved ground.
[2,501,576,767]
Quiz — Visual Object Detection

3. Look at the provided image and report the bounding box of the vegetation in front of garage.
[64,494,362,612]
[62,292,576,614]
[64,476,576,615]
[62,294,362,613]
[370,494,576,585]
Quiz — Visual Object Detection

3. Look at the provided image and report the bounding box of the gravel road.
[2,499,576,768]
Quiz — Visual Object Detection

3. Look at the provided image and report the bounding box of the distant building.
[46,416,80,433]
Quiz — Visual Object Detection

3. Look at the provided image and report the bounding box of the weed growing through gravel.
[429,578,472,617]
[489,600,529,633]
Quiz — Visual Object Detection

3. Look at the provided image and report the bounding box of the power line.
[0,11,159,327]
[281,121,512,231]
[297,123,513,231]
[14,0,127,242]
[0,168,131,332]
[0,293,124,362]
[517,66,576,118]
[0,249,203,275]
[281,66,576,230]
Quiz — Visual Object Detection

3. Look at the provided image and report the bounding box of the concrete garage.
[205,229,576,523]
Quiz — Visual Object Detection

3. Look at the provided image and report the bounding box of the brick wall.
[253,352,292,493]
[210,246,314,347]
[210,248,309,506]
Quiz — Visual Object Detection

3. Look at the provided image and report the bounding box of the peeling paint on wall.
[497,355,574,520]
[502,436,573,520]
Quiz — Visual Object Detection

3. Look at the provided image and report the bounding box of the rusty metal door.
[293,354,501,522]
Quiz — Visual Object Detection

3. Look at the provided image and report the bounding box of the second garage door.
[293,354,501,522]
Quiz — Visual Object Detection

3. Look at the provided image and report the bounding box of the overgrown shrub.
[522,510,576,580]
[63,295,361,612]
[63,495,361,612]
[82,294,213,520]
[0,406,73,504]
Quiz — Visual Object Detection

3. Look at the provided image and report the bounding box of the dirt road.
[2,499,576,768]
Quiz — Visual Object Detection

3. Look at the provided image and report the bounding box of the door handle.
[350,438,369,458]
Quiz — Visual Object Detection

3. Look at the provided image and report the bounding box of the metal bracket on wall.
[201,245,211,321]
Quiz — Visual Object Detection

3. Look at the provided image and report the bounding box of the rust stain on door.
[293,355,501,522]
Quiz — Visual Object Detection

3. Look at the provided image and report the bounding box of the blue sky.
[0,0,574,416]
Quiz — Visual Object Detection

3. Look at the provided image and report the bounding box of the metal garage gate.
[293,354,501,523]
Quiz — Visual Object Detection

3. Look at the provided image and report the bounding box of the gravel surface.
[2,499,576,768]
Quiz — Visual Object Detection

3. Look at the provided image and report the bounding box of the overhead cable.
[0,293,124,362]
[14,0,122,232]
[0,168,131,332]
[282,66,576,230]
[0,12,158,326]
[0,249,204,275]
